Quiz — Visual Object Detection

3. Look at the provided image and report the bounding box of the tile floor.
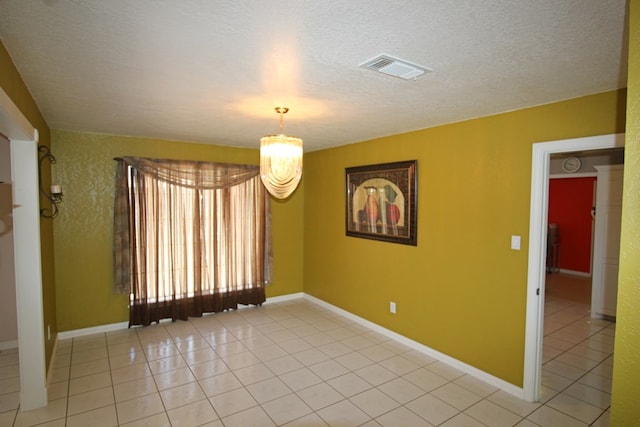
[0,292,614,426]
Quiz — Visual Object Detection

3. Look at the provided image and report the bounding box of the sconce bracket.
[38,145,62,219]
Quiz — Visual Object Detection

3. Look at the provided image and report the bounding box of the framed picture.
[345,160,417,245]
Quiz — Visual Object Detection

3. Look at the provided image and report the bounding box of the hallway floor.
[0,282,613,426]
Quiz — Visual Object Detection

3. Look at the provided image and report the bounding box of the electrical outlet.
[390,301,397,314]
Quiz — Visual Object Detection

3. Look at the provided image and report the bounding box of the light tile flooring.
[0,293,614,426]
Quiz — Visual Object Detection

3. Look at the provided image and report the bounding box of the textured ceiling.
[0,0,628,152]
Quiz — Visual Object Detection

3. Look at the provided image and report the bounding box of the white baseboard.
[557,269,591,278]
[303,293,525,400]
[0,340,18,350]
[57,293,305,339]
[53,292,523,399]
[265,292,305,304]
[57,321,129,340]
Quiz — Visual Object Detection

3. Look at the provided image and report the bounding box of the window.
[114,158,271,326]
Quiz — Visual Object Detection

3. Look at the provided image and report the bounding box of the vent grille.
[359,54,431,80]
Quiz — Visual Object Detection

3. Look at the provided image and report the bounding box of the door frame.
[0,86,48,409]
[523,133,625,402]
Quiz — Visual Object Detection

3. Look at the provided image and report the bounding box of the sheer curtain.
[113,157,272,327]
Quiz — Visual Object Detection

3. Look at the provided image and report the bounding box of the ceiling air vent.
[359,54,431,80]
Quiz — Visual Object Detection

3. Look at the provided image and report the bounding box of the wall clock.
[562,156,581,173]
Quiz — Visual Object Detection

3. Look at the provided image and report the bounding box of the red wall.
[548,177,596,273]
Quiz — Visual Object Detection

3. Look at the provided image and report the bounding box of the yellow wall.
[51,130,303,331]
[0,41,57,367]
[304,90,626,386]
[610,1,640,424]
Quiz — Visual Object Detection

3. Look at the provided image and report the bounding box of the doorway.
[523,133,625,402]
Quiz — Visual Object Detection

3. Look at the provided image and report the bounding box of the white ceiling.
[0,0,628,152]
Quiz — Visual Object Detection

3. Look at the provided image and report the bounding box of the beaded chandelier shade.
[260,107,303,199]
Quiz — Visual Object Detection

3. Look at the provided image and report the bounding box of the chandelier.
[260,107,303,199]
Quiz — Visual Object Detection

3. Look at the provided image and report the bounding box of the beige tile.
[48,366,70,383]
[144,343,179,362]
[0,410,17,426]
[261,393,313,426]
[487,390,541,417]
[67,386,114,416]
[355,363,397,386]
[464,399,523,427]
[68,371,112,395]
[525,405,588,427]
[335,351,374,371]
[148,355,187,375]
[116,393,165,425]
[153,367,196,391]
[246,377,291,403]
[440,412,486,427]
[189,357,230,379]
[71,347,108,365]
[350,388,401,418]
[317,341,353,358]
[221,351,261,370]
[69,358,110,379]
[0,391,20,412]
[263,355,304,376]
[167,398,218,427]
[281,412,329,427]
[317,400,371,426]
[111,363,152,385]
[182,347,217,365]
[377,355,420,376]
[546,392,604,424]
[376,406,433,427]
[175,337,210,354]
[452,375,499,398]
[108,351,147,369]
[342,335,376,351]
[577,372,613,394]
[213,341,247,358]
[564,382,611,409]
[406,394,459,426]
[424,361,465,381]
[328,372,372,397]
[209,387,257,418]
[544,360,588,381]
[296,382,344,411]
[308,359,350,381]
[160,381,206,410]
[403,367,449,392]
[279,367,323,391]
[120,411,171,426]
[233,363,275,386]
[198,372,243,397]
[221,405,276,427]
[356,345,396,363]
[66,404,117,427]
[378,377,426,404]
[72,336,107,353]
[430,382,483,411]
[114,376,158,402]
[47,381,69,401]
[13,398,67,427]
[590,409,610,427]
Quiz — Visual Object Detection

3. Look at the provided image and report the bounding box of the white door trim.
[0,86,48,409]
[523,133,625,402]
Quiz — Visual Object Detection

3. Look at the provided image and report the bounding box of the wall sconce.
[38,145,63,219]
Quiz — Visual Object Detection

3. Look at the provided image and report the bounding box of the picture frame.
[345,160,417,245]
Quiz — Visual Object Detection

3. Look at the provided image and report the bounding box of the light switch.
[511,235,521,250]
